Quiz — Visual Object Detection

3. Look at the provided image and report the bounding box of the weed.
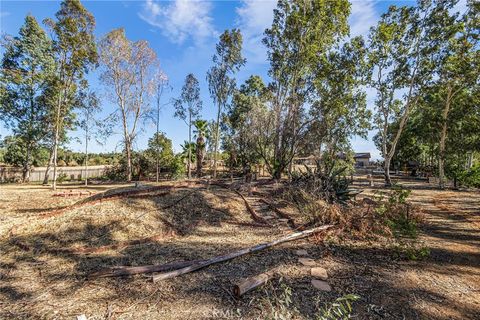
[316,294,360,320]
[260,280,300,320]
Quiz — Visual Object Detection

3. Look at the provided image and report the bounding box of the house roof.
[354,153,371,159]
[336,152,371,159]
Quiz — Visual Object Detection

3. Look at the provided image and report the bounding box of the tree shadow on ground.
[2,185,479,319]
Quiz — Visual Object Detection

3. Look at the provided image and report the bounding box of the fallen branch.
[260,199,296,229]
[90,258,205,278]
[152,224,334,282]
[210,182,269,225]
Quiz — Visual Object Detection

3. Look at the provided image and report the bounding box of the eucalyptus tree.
[207,29,245,177]
[43,0,98,190]
[226,75,268,176]
[98,28,158,181]
[75,89,103,186]
[308,36,371,173]
[431,2,480,188]
[0,15,54,182]
[263,0,351,179]
[367,1,441,186]
[174,73,202,179]
[152,69,169,182]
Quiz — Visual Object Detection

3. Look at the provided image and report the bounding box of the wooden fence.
[0,165,110,183]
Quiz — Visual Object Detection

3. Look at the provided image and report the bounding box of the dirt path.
[346,186,480,319]
[412,189,480,319]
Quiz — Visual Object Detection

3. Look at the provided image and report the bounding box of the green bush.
[458,164,480,188]
[169,155,185,179]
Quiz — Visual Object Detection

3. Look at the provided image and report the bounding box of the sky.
[0,0,465,159]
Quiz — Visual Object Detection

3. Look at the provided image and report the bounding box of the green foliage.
[207,29,245,176]
[393,243,430,261]
[261,0,351,179]
[260,281,299,320]
[169,155,186,179]
[146,132,175,169]
[374,186,420,238]
[224,75,267,173]
[57,172,68,183]
[317,294,360,320]
[290,164,358,204]
[458,163,480,188]
[173,74,202,123]
[0,15,55,180]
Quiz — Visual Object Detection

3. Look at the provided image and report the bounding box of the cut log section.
[152,224,334,282]
[233,272,270,297]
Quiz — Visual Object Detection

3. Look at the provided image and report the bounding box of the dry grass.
[1,178,479,319]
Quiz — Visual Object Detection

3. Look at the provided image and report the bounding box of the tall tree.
[431,2,479,188]
[207,29,245,178]
[308,36,371,173]
[226,75,268,176]
[152,69,169,182]
[98,28,158,181]
[367,1,439,186]
[43,0,98,190]
[263,0,350,179]
[174,74,202,179]
[0,15,54,182]
[75,89,103,186]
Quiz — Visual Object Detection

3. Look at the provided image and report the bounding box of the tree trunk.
[196,136,203,177]
[52,137,59,191]
[213,104,221,178]
[188,113,192,179]
[22,147,31,183]
[51,122,60,191]
[126,139,132,182]
[384,156,392,187]
[84,129,89,186]
[43,147,54,185]
[438,86,452,189]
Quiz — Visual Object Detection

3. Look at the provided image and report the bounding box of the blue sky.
[1,0,461,159]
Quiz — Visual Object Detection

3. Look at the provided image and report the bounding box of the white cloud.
[235,0,277,64]
[349,0,378,38]
[139,0,216,45]
[0,11,10,18]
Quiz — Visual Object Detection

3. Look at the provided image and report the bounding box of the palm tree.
[180,141,196,159]
[194,120,208,177]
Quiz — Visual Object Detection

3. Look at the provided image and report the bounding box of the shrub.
[57,172,68,183]
[169,155,185,179]
[458,164,480,188]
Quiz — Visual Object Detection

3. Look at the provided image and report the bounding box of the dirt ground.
[0,178,478,320]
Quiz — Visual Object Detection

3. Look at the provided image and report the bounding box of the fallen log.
[152,224,334,282]
[90,258,205,278]
[233,272,271,297]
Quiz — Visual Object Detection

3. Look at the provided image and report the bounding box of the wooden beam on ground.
[152,224,334,282]
[89,259,205,278]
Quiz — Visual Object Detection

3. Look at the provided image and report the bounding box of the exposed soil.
[0,178,478,319]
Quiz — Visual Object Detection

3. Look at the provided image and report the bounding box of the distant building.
[293,152,372,169]
[353,153,371,167]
